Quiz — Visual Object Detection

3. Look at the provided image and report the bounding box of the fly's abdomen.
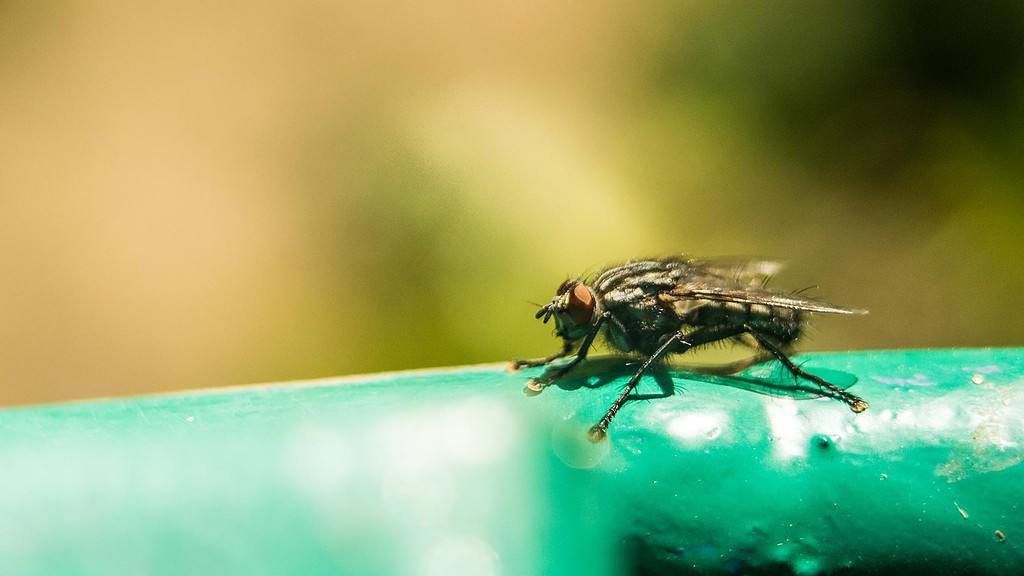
[693,301,803,343]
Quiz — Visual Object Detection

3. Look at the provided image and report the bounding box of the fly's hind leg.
[743,325,868,413]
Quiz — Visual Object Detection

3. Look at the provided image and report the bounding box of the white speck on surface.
[954,501,969,519]
[185,416,195,423]
[971,374,985,385]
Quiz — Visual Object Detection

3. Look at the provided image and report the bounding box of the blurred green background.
[1,0,1022,406]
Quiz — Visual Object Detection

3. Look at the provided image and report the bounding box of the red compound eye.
[567,284,595,325]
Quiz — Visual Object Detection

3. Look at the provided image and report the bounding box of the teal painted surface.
[0,349,1021,574]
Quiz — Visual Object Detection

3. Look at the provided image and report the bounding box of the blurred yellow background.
[2,1,1022,406]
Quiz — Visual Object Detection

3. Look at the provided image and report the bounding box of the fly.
[511,256,868,442]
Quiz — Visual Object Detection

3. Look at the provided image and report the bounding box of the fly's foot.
[850,397,869,413]
[587,425,608,443]
[524,377,551,396]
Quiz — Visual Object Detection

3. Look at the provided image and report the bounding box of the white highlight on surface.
[923,404,956,430]
[842,395,997,454]
[805,408,847,444]
[895,408,917,427]
[439,399,518,466]
[550,418,610,469]
[976,420,1017,450]
[871,374,936,387]
[283,426,352,503]
[962,364,1002,375]
[420,536,499,576]
[378,399,518,470]
[766,398,807,461]
[376,399,520,526]
[666,411,727,444]
[889,403,963,434]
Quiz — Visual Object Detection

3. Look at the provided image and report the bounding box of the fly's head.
[535,279,597,340]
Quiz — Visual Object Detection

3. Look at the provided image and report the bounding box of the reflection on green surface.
[0,349,1022,574]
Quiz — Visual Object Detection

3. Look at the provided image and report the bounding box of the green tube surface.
[0,348,1021,575]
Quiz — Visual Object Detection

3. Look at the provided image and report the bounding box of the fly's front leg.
[509,339,574,371]
[589,324,746,442]
[526,313,608,394]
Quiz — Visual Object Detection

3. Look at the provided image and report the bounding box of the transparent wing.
[691,258,785,284]
[670,285,867,315]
